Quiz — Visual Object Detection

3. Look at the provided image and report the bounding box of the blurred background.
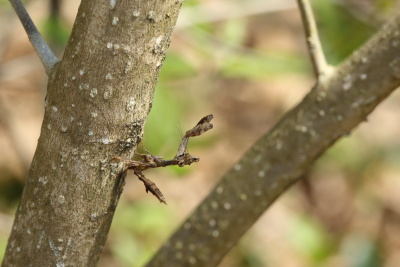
[1,0,400,266]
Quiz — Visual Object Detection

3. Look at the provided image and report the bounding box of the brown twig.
[114,114,214,204]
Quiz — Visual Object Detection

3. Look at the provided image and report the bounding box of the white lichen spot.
[359,73,367,80]
[101,138,110,144]
[27,229,32,234]
[16,247,21,252]
[72,104,75,108]
[79,69,85,75]
[39,176,48,185]
[319,110,325,116]
[337,115,343,121]
[223,202,231,210]
[112,17,119,25]
[107,42,113,49]
[234,164,241,171]
[254,190,262,196]
[212,230,220,237]
[61,126,68,132]
[275,141,283,150]
[125,61,133,73]
[126,97,136,112]
[58,195,65,204]
[342,82,352,91]
[72,76,76,80]
[216,186,224,194]
[361,57,368,63]
[258,170,265,177]
[88,130,93,136]
[240,193,247,201]
[64,82,68,87]
[82,12,85,17]
[153,35,164,53]
[110,0,116,9]
[52,106,58,112]
[90,88,98,98]
[58,239,63,242]
[175,252,183,259]
[132,11,140,18]
[147,10,156,21]
[77,122,83,126]
[81,150,89,160]
[104,86,113,99]
[47,124,52,130]
[79,83,89,90]
[91,112,98,118]
[189,257,196,265]
[211,201,218,209]
[70,117,75,122]
[209,219,216,227]
[105,73,112,80]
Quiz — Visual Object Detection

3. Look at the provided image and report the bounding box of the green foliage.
[311,0,375,65]
[41,15,70,48]
[289,216,333,264]
[220,52,308,79]
[110,201,175,267]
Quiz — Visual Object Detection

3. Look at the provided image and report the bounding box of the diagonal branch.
[8,0,59,75]
[146,10,400,267]
[297,0,333,81]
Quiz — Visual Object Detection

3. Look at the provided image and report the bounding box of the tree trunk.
[2,0,182,266]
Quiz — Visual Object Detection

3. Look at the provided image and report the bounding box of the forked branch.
[297,0,333,81]
[115,115,214,204]
[8,0,58,75]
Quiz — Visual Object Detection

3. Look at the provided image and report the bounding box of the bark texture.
[2,0,182,266]
[146,13,400,267]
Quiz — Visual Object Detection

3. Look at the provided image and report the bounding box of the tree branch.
[146,11,400,267]
[297,0,333,82]
[8,0,59,75]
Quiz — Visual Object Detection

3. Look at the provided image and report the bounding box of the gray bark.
[2,0,182,266]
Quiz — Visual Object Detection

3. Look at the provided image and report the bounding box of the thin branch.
[297,0,332,80]
[8,0,59,75]
[115,115,214,204]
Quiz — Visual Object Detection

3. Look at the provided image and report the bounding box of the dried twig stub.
[134,170,166,204]
[114,114,214,204]
[176,114,213,158]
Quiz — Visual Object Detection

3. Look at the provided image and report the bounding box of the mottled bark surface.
[146,13,400,267]
[2,0,182,266]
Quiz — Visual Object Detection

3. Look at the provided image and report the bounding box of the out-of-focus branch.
[176,0,295,29]
[297,0,333,82]
[146,11,400,267]
[8,0,58,75]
